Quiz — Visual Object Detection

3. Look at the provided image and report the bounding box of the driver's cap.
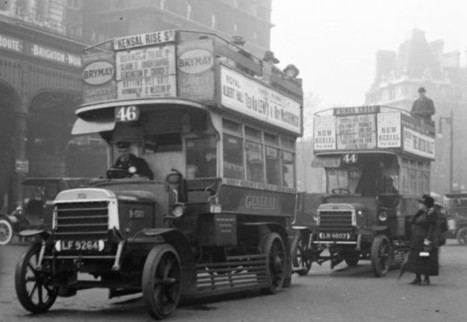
[116,141,131,149]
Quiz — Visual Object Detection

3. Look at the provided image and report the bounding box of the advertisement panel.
[115,45,176,99]
[336,114,376,150]
[177,39,215,101]
[403,127,435,159]
[314,116,336,150]
[377,112,401,148]
[220,66,301,134]
[82,51,117,104]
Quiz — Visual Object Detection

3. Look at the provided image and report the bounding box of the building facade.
[0,0,273,212]
[366,29,467,195]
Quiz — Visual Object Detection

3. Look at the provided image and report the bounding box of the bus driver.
[109,141,154,179]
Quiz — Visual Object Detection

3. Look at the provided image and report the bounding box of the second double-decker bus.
[303,106,436,276]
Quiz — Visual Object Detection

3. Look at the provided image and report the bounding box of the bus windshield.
[325,155,400,196]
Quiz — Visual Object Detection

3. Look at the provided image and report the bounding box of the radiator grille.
[54,201,109,240]
[318,210,353,232]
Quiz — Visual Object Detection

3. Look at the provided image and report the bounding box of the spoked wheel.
[262,232,286,294]
[15,243,58,313]
[291,232,312,276]
[142,244,182,320]
[0,218,14,245]
[371,235,393,277]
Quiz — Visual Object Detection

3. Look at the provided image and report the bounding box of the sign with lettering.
[30,43,81,67]
[220,66,301,134]
[82,60,115,86]
[333,106,380,115]
[377,112,401,148]
[403,127,435,159]
[336,114,376,150]
[177,39,215,101]
[15,159,29,174]
[113,30,175,50]
[115,106,140,122]
[0,33,23,53]
[82,51,117,103]
[314,116,336,150]
[115,45,176,99]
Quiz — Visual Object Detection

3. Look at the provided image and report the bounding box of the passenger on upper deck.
[411,87,435,121]
[109,141,153,180]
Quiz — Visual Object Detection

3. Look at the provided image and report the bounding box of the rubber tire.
[15,243,58,313]
[142,244,182,320]
[371,235,392,277]
[291,232,312,276]
[0,218,14,245]
[261,232,286,294]
[456,227,467,246]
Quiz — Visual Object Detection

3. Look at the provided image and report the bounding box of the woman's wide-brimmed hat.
[418,194,434,207]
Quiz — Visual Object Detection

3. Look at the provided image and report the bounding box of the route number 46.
[115,105,140,122]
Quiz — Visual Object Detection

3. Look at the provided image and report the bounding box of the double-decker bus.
[14,29,303,319]
[300,106,436,276]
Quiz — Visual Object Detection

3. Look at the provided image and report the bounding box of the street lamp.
[438,109,454,193]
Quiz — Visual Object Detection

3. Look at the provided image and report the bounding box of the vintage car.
[444,193,467,245]
[0,177,90,245]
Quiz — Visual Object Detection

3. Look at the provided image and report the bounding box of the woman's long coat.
[406,207,439,276]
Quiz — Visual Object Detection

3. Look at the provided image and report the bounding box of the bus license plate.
[318,232,351,240]
[60,240,104,252]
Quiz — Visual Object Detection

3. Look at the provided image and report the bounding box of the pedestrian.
[109,141,153,179]
[411,87,435,121]
[406,194,439,285]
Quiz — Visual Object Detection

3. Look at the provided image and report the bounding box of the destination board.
[336,114,376,150]
[115,45,176,99]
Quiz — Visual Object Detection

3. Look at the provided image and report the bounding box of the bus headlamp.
[172,204,185,217]
[378,212,388,221]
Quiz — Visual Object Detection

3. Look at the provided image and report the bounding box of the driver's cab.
[323,154,400,197]
[105,105,219,182]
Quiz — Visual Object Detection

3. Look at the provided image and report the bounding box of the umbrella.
[397,251,409,282]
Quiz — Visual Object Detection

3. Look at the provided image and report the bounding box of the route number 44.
[342,153,358,164]
[115,105,140,122]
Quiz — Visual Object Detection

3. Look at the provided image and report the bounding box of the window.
[186,137,216,178]
[327,169,348,192]
[266,146,280,185]
[186,4,192,19]
[144,133,181,153]
[211,14,216,29]
[222,118,296,187]
[246,141,264,182]
[223,134,244,179]
[282,151,295,187]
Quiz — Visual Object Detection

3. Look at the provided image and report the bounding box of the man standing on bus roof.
[411,87,435,121]
[111,141,153,179]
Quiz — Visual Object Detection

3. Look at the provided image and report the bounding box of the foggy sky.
[271,0,466,109]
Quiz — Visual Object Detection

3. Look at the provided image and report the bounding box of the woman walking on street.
[406,194,439,285]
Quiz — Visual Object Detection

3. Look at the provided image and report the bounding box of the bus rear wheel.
[261,233,286,294]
